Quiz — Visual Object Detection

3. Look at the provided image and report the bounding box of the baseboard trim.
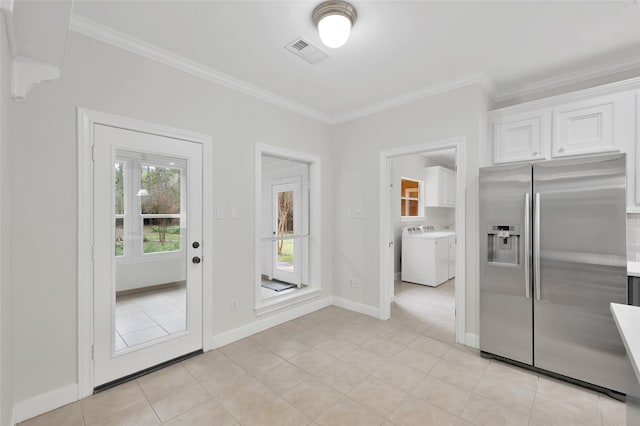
[465,332,480,349]
[14,383,78,424]
[208,296,332,349]
[332,297,381,319]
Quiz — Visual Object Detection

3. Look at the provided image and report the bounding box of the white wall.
[424,207,455,230]
[0,12,13,426]
[9,32,333,405]
[332,83,489,338]
[116,259,186,292]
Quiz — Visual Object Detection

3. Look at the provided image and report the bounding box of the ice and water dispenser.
[487,225,521,266]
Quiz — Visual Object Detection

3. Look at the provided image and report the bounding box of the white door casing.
[272,180,301,286]
[379,137,467,346]
[254,143,321,314]
[93,124,203,386]
[78,109,213,397]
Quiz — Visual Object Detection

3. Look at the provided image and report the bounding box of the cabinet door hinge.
[91,344,95,360]
[91,145,96,161]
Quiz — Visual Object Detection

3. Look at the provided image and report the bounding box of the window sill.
[255,287,322,316]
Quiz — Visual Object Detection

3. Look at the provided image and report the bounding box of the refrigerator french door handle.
[524,193,531,299]
[534,192,541,301]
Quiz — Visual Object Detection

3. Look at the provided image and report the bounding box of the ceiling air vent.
[285,37,329,65]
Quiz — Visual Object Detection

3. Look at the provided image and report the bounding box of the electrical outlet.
[231,299,238,311]
[350,279,360,288]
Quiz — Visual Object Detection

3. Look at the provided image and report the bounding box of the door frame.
[254,143,321,315]
[378,136,467,346]
[271,179,302,286]
[77,108,213,398]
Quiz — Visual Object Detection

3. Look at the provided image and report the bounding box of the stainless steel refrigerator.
[479,153,627,394]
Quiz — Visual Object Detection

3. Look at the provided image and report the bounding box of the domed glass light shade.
[312,1,357,49]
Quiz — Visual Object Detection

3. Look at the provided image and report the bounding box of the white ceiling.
[423,149,456,168]
[71,1,640,123]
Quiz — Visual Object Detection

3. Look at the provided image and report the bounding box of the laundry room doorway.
[379,137,466,346]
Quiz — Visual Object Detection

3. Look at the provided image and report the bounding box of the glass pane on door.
[114,161,125,257]
[276,190,295,273]
[114,151,187,352]
[140,164,181,254]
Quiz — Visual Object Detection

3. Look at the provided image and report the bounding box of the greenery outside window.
[115,151,186,261]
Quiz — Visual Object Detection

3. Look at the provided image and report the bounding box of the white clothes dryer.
[401,225,455,287]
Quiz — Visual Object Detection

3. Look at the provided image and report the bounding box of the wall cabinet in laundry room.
[424,166,455,208]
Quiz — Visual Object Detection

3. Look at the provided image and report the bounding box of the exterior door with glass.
[272,181,301,286]
[93,124,203,387]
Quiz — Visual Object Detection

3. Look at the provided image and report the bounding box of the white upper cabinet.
[488,78,640,211]
[425,166,455,208]
[551,93,625,158]
[492,110,548,164]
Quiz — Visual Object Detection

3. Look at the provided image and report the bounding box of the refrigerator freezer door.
[533,153,627,393]
[480,163,533,365]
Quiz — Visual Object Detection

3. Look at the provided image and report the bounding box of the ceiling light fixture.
[312,1,357,49]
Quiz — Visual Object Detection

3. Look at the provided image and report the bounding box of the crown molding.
[0,0,15,56]
[69,14,497,126]
[69,14,333,124]
[331,74,496,124]
[68,14,640,126]
[489,75,640,117]
[492,54,640,103]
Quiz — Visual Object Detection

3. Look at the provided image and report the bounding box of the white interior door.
[272,181,301,285]
[93,124,203,387]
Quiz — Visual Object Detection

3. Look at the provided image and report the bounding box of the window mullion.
[132,159,143,258]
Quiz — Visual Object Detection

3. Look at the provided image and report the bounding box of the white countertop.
[629,261,640,277]
[611,303,640,382]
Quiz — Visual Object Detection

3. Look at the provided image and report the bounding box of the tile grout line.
[135,377,164,425]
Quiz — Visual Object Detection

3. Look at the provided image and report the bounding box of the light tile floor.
[21,278,626,425]
[115,283,186,350]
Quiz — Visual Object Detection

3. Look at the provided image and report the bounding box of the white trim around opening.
[254,143,322,316]
[77,108,214,399]
[378,136,469,347]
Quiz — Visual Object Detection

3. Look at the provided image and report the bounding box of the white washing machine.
[401,225,455,287]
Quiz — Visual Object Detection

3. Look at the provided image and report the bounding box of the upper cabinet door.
[492,111,548,164]
[551,93,626,158]
[424,166,455,208]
